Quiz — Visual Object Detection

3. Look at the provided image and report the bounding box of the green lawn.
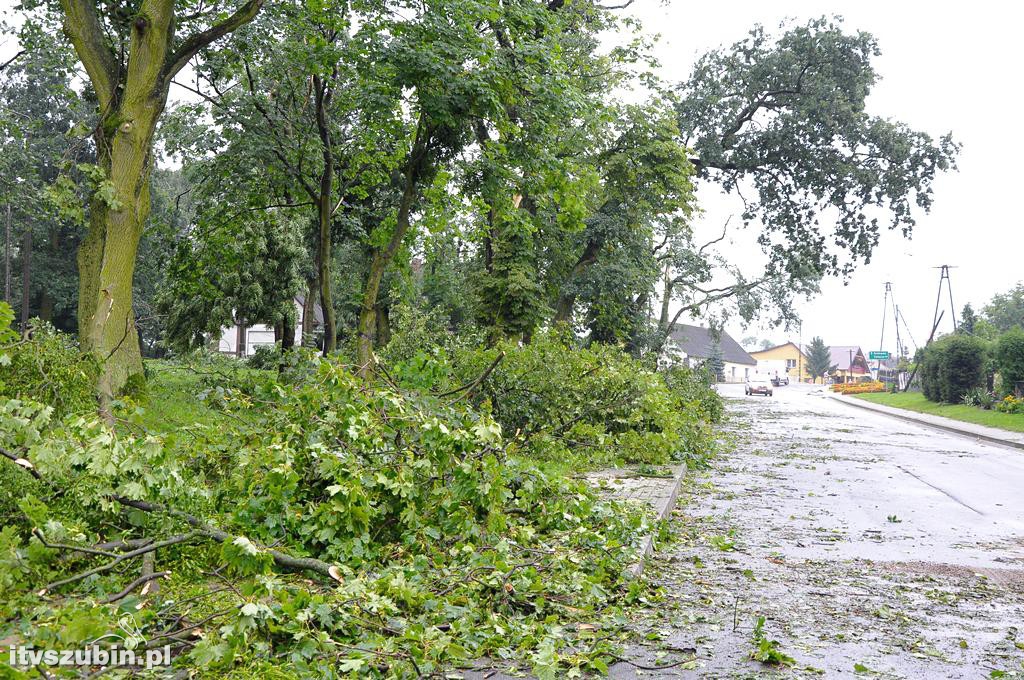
[855,391,1024,433]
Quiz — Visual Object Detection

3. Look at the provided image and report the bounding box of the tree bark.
[4,204,10,305]
[374,302,391,347]
[301,278,317,346]
[312,74,337,355]
[357,112,431,374]
[20,227,31,332]
[281,308,295,352]
[60,0,264,406]
[554,237,602,323]
[235,318,246,358]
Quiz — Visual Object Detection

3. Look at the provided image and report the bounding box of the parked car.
[745,378,773,397]
[771,374,789,387]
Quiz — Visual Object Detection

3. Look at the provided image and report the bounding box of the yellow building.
[749,342,809,383]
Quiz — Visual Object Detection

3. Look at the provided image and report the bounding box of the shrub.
[246,343,283,370]
[919,334,986,403]
[0,316,98,419]
[996,395,1024,414]
[443,331,720,468]
[995,328,1024,396]
[962,387,996,409]
[1,354,651,677]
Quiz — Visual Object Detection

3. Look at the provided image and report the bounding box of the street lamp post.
[797,320,803,383]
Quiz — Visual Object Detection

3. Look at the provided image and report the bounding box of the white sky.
[624,0,1024,353]
[2,1,1022,356]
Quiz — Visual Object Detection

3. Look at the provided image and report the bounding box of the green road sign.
[869,351,891,360]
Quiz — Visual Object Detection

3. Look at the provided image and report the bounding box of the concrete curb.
[831,393,1024,452]
[627,464,687,579]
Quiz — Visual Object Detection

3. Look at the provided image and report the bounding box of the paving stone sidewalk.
[584,464,687,576]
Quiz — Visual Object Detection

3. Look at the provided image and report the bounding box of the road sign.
[869,351,891,360]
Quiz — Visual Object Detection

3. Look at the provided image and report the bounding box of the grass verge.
[854,391,1024,433]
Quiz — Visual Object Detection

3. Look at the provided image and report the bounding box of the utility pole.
[3,204,10,305]
[931,265,958,334]
[797,319,803,384]
[877,282,892,379]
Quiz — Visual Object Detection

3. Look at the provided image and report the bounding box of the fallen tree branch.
[100,570,170,604]
[2,437,344,584]
[438,351,505,400]
[111,496,341,581]
[43,533,198,592]
[32,529,118,558]
[0,446,43,480]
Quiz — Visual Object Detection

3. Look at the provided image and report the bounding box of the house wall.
[722,361,755,383]
[216,299,307,357]
[749,344,808,382]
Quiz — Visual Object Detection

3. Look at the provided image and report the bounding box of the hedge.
[995,328,1024,396]
[920,334,986,404]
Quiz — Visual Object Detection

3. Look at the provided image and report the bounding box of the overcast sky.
[623,1,1024,354]
[2,1,1021,356]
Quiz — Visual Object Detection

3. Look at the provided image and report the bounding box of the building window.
[786,359,796,369]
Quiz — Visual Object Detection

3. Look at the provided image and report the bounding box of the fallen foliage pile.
[0,309,724,678]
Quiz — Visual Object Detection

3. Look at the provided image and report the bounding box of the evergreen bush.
[995,328,1024,396]
[920,334,986,403]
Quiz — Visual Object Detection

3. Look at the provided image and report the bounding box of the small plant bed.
[854,391,1024,433]
[832,381,885,395]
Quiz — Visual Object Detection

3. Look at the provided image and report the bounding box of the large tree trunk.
[554,237,602,324]
[374,302,391,347]
[20,227,31,333]
[61,0,265,409]
[301,278,317,346]
[281,308,295,352]
[313,74,337,356]
[78,110,159,404]
[357,112,431,375]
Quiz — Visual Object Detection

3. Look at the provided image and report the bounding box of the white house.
[665,323,757,383]
[216,295,323,357]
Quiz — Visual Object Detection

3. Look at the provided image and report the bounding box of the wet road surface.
[616,383,1024,678]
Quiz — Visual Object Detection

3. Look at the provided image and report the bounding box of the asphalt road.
[616,382,1024,678]
[720,382,1024,570]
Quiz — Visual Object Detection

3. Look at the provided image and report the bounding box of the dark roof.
[668,324,756,365]
[295,294,325,326]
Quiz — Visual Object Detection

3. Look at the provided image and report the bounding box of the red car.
[745,378,773,397]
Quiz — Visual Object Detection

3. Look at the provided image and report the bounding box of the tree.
[805,336,835,383]
[165,0,396,356]
[676,17,959,282]
[959,303,978,335]
[0,26,89,333]
[995,328,1024,397]
[760,339,774,351]
[156,185,305,355]
[983,283,1024,332]
[37,0,264,403]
